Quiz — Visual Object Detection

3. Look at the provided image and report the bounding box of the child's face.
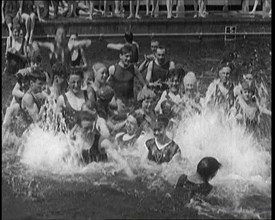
[219,68,231,84]
[242,88,252,101]
[95,67,109,84]
[169,76,180,93]
[142,98,152,113]
[154,125,166,141]
[125,115,138,135]
[244,74,253,87]
[68,74,82,94]
[185,82,194,95]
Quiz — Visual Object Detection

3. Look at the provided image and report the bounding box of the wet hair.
[175,63,186,78]
[29,68,46,82]
[52,62,67,82]
[161,100,174,117]
[137,87,156,102]
[169,68,184,83]
[120,44,133,55]
[69,68,84,79]
[124,31,133,43]
[197,157,222,182]
[69,33,78,38]
[154,115,169,129]
[157,46,166,52]
[151,39,159,44]
[91,62,108,81]
[96,85,114,102]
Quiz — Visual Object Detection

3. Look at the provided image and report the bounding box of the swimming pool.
[2,36,271,219]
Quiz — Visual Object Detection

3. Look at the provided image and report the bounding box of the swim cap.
[137,87,156,102]
[197,157,222,182]
[92,62,107,75]
[241,80,250,91]
[97,85,114,102]
[219,66,231,74]
[183,71,197,86]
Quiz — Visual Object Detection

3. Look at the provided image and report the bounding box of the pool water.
[2,36,271,219]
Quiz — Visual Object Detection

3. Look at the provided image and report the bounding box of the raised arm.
[107,43,124,51]
[2,1,5,24]
[37,41,54,52]
[80,48,88,70]
[12,83,25,99]
[146,60,154,83]
[69,39,92,51]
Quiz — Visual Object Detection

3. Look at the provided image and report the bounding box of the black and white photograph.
[2,0,271,219]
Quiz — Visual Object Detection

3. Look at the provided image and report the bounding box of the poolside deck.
[1,10,271,40]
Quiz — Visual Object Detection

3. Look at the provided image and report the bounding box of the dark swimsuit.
[61,91,88,131]
[13,92,43,137]
[174,174,212,202]
[145,138,181,164]
[70,48,82,67]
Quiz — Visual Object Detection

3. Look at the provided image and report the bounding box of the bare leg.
[146,0,150,16]
[22,14,31,42]
[250,0,259,14]
[166,0,172,18]
[135,0,141,19]
[103,0,107,16]
[193,0,198,17]
[88,1,94,19]
[223,0,228,11]
[154,0,159,17]
[127,0,134,19]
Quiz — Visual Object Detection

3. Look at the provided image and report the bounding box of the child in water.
[174,157,221,202]
[142,115,181,165]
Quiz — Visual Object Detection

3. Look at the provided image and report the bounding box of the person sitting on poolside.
[174,157,222,203]
[141,115,181,165]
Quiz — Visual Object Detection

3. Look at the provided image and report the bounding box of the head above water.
[197,157,222,182]
[92,62,109,84]
[156,46,167,65]
[218,66,231,84]
[124,31,133,43]
[55,25,67,45]
[52,62,67,84]
[150,39,159,54]
[97,85,115,103]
